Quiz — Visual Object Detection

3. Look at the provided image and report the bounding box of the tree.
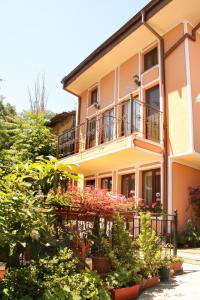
[12,112,56,162]
[0,97,17,172]
[28,73,48,114]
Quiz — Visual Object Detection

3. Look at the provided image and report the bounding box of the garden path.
[138,263,200,300]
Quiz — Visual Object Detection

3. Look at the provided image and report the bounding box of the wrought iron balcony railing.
[57,99,162,159]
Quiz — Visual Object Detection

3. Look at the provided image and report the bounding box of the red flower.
[68,185,77,191]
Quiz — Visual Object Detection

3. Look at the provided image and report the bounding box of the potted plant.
[105,215,142,299]
[106,268,141,300]
[92,234,112,277]
[0,263,6,280]
[137,212,161,289]
[158,257,171,282]
[170,256,184,273]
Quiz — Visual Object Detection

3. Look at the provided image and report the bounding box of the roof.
[48,111,76,127]
[61,0,172,90]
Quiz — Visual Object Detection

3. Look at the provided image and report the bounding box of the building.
[49,111,76,159]
[60,0,200,230]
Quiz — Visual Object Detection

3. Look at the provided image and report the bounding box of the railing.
[57,99,162,159]
[53,208,178,256]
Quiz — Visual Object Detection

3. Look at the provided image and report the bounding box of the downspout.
[141,12,168,213]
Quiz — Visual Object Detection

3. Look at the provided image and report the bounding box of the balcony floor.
[60,136,162,175]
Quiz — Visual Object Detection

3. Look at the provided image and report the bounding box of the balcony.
[57,99,162,160]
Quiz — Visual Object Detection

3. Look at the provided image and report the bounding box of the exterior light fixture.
[133,74,141,86]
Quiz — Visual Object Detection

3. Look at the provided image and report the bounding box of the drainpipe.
[141,12,168,214]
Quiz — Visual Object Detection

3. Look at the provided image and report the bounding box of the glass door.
[145,85,160,142]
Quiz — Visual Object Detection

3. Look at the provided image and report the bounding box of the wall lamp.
[133,74,141,87]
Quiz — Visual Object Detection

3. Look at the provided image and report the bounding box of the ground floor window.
[101,177,112,191]
[121,173,135,198]
[85,179,95,189]
[142,168,161,205]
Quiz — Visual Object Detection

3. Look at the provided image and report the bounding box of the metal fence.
[53,208,178,256]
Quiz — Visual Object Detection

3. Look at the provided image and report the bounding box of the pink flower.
[130,190,135,195]
[116,195,126,201]
[152,202,157,208]
[156,198,160,202]
[68,185,77,191]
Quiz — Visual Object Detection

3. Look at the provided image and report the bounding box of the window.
[86,118,96,149]
[121,173,135,198]
[90,88,98,105]
[58,128,75,158]
[121,97,140,136]
[85,179,95,189]
[101,177,112,191]
[144,47,158,71]
[145,85,160,142]
[142,168,161,205]
[102,109,114,142]
[122,101,131,136]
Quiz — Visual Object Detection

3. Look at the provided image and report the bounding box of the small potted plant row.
[88,213,184,299]
[170,256,184,273]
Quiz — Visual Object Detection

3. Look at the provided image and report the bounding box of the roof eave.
[61,0,172,92]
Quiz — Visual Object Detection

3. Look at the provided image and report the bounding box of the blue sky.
[0,0,149,113]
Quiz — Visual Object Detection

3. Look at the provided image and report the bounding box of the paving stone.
[138,264,200,300]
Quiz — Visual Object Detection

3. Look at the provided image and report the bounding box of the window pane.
[101,177,112,191]
[142,168,161,206]
[85,179,95,189]
[87,118,96,148]
[132,99,140,132]
[103,109,114,142]
[144,48,158,71]
[121,174,135,198]
[146,86,160,142]
[143,171,152,205]
[91,88,98,105]
[122,101,131,136]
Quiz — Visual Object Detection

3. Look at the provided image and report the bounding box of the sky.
[0,0,149,113]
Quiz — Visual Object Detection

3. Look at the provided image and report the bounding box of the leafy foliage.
[105,216,142,288]
[11,112,56,162]
[0,98,17,172]
[0,158,76,266]
[137,212,162,277]
[0,248,111,300]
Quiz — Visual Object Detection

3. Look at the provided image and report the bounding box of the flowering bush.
[46,186,134,216]
[137,193,162,214]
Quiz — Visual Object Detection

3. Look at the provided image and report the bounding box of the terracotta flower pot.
[92,256,111,277]
[142,276,160,289]
[170,262,183,273]
[0,269,6,280]
[169,269,174,278]
[111,284,140,300]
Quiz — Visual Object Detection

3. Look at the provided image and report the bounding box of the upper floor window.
[145,85,160,142]
[86,117,96,149]
[144,47,158,71]
[90,87,98,105]
[102,109,114,143]
[121,97,140,137]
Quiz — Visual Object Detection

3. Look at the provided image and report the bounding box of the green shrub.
[137,212,162,277]
[0,248,111,300]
